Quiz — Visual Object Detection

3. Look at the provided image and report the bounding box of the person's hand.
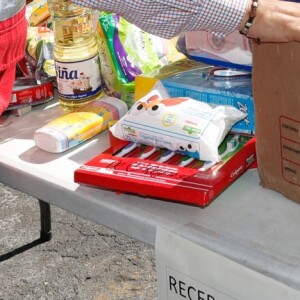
[238,0,300,43]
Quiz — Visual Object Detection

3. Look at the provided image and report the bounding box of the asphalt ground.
[0,183,157,300]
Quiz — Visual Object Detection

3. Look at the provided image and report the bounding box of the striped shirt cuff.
[188,0,248,37]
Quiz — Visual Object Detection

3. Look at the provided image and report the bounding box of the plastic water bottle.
[48,0,102,109]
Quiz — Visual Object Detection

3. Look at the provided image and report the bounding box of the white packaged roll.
[34,96,128,153]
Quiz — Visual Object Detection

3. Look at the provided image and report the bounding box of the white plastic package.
[180,30,252,71]
[110,93,246,162]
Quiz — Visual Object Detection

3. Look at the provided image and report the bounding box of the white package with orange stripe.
[109,91,246,162]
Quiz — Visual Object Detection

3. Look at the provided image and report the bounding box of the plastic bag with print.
[109,92,246,162]
[177,30,252,71]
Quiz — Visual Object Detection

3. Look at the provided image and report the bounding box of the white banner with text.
[155,227,300,300]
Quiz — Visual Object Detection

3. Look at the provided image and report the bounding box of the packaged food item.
[25,0,50,26]
[34,96,128,153]
[97,13,161,108]
[110,93,246,162]
[23,26,55,80]
[8,77,54,110]
[97,12,184,108]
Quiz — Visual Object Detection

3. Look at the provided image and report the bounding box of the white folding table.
[1,99,300,291]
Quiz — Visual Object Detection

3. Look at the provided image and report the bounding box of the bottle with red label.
[48,0,102,109]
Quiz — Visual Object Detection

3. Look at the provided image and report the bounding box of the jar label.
[55,55,102,100]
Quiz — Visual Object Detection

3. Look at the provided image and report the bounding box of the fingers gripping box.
[252,43,300,203]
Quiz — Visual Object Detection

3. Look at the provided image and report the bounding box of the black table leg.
[38,200,52,242]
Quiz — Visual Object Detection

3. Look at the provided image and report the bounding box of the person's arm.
[71,0,247,39]
[72,0,300,43]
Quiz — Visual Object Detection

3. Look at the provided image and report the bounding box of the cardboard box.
[74,135,256,207]
[252,43,300,203]
[160,69,254,135]
[134,58,210,101]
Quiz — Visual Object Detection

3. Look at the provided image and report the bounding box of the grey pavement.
[0,183,157,300]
